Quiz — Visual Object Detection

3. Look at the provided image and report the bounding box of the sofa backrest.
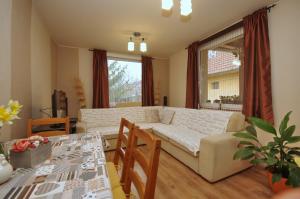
[79,106,162,128]
[164,107,245,135]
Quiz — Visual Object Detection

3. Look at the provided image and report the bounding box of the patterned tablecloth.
[0,132,113,199]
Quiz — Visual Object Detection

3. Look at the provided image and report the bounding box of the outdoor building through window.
[199,29,244,111]
[108,58,141,107]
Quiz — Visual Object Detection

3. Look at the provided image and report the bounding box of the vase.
[267,172,291,193]
[0,154,13,184]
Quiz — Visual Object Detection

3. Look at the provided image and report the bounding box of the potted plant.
[233,111,300,193]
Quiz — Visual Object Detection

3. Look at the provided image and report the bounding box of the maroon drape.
[243,8,274,123]
[185,42,199,109]
[92,49,109,108]
[142,56,154,106]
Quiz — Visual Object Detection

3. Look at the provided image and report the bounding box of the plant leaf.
[233,132,258,142]
[250,158,266,165]
[287,167,300,187]
[246,125,257,137]
[272,173,282,183]
[279,111,292,135]
[239,141,255,146]
[287,136,300,144]
[249,117,277,136]
[288,150,300,156]
[233,148,254,160]
[266,157,278,166]
[283,125,296,139]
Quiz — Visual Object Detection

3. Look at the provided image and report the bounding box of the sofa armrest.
[198,133,251,182]
[76,122,87,133]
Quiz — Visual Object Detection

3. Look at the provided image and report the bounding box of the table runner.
[0,132,113,199]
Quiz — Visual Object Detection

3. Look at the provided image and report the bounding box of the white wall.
[0,0,12,140]
[31,5,52,118]
[169,49,187,107]
[269,0,300,132]
[79,48,93,108]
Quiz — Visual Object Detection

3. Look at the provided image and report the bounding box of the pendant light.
[162,0,173,10]
[180,0,192,16]
[140,38,147,53]
[128,37,134,52]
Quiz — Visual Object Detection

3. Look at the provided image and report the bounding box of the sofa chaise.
[77,106,251,182]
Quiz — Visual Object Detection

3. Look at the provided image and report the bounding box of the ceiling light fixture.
[140,38,147,53]
[180,0,192,16]
[127,32,147,53]
[128,37,134,52]
[161,0,192,16]
[162,0,173,10]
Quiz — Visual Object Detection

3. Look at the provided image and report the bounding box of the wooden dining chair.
[124,126,161,199]
[27,117,70,137]
[107,118,135,199]
[107,118,135,186]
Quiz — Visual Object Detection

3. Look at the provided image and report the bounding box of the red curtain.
[92,49,109,108]
[185,42,199,109]
[142,56,154,106]
[243,8,274,123]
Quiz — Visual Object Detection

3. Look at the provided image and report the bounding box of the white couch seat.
[152,124,207,156]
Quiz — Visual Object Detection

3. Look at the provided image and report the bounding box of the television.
[51,89,68,118]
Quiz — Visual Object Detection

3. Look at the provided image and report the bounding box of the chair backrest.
[113,118,135,184]
[124,127,161,199]
[27,117,70,137]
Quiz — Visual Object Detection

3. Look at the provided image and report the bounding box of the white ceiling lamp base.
[161,0,192,16]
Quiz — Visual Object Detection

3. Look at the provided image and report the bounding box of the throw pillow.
[160,110,175,124]
[145,109,160,123]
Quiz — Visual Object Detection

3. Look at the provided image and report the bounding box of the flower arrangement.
[0,100,22,128]
[0,100,22,156]
[12,136,49,153]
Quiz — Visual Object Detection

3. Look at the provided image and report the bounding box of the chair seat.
[112,186,126,199]
[106,162,121,189]
[107,162,126,199]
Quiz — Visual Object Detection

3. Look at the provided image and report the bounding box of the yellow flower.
[8,100,22,116]
[0,107,12,123]
[295,157,300,167]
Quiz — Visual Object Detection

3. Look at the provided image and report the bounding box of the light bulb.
[128,37,134,52]
[180,0,192,16]
[140,39,147,53]
[162,0,173,10]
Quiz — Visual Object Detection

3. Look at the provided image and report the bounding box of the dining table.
[0,132,113,199]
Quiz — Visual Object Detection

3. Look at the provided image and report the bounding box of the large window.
[200,34,244,111]
[108,58,141,107]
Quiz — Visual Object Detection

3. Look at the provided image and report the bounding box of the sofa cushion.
[80,106,162,128]
[160,109,175,124]
[87,123,159,139]
[152,124,206,156]
[165,107,235,135]
[144,109,160,123]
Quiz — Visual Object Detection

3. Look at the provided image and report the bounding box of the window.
[108,58,141,107]
[211,81,219,89]
[199,35,244,110]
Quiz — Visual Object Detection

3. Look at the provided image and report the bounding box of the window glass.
[108,58,141,107]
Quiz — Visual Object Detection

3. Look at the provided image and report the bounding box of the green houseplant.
[233,111,300,193]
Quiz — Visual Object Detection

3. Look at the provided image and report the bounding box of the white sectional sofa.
[77,106,251,182]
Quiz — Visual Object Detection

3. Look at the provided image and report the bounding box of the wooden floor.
[105,149,273,199]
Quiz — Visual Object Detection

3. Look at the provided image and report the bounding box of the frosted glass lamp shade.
[162,0,173,10]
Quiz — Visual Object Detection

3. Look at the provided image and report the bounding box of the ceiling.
[33,0,277,58]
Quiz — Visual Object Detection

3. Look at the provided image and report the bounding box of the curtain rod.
[185,3,277,49]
